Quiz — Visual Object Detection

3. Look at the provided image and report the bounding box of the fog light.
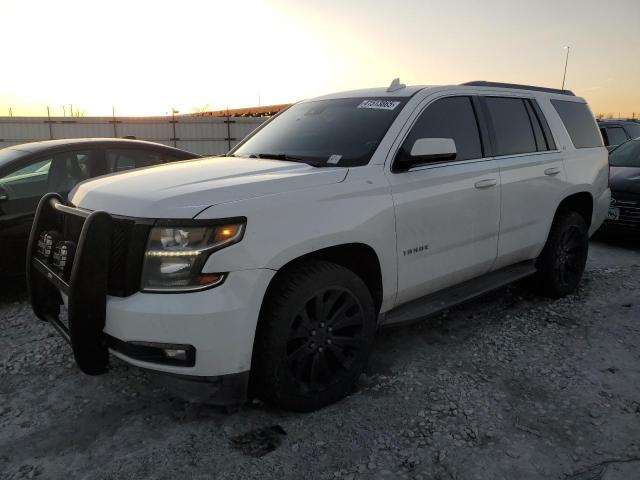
[52,241,76,275]
[163,349,187,361]
[37,231,61,261]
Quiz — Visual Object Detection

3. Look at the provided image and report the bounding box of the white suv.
[28,80,610,411]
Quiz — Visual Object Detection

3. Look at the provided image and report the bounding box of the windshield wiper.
[254,153,325,167]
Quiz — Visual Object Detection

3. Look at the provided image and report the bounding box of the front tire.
[251,260,376,412]
[534,211,589,298]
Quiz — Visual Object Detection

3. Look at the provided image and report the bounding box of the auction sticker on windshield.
[357,100,401,110]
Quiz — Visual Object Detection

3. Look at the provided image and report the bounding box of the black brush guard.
[26,194,251,404]
[27,193,112,375]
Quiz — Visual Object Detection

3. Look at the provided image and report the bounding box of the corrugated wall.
[0,116,266,156]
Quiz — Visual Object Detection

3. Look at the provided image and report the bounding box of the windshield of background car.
[609,140,640,167]
[0,148,28,171]
[625,123,640,139]
[232,97,410,167]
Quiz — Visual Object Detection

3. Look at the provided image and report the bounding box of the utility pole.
[561,46,570,91]
[46,106,54,139]
[111,106,118,137]
[8,107,12,117]
[170,107,179,147]
[62,105,66,117]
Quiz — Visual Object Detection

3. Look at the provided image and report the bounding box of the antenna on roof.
[387,78,406,93]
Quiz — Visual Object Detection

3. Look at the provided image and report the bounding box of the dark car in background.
[0,138,200,278]
[598,120,640,151]
[604,138,640,232]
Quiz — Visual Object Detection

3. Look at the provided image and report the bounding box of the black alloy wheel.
[553,224,588,289]
[535,211,589,297]
[286,287,366,391]
[251,260,376,411]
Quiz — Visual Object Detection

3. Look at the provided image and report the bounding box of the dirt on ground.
[1,237,639,480]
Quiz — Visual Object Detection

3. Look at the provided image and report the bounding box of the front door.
[386,95,500,305]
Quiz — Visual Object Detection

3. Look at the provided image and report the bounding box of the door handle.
[474,179,497,189]
[544,167,561,176]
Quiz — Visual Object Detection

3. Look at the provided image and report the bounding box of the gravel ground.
[1,237,639,480]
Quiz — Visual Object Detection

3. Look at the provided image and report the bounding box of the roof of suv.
[311,81,583,102]
[597,119,640,125]
[312,85,428,100]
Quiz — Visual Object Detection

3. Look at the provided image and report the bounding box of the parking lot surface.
[1,238,639,480]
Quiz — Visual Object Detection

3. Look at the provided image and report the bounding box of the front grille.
[617,205,640,227]
[108,219,133,295]
[107,219,151,297]
[48,206,151,297]
[608,192,640,229]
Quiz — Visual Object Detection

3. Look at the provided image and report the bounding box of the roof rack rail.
[461,81,575,96]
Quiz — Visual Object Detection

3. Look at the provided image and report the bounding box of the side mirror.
[395,138,457,171]
[410,138,457,161]
[0,186,8,202]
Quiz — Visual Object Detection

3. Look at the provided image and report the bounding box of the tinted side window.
[600,127,610,146]
[163,153,192,163]
[551,100,603,149]
[607,127,629,146]
[0,158,52,200]
[400,96,482,162]
[625,123,640,139]
[163,154,181,163]
[106,149,164,172]
[47,151,93,193]
[485,97,537,156]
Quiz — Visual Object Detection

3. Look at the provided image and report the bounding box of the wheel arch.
[555,191,594,227]
[535,190,594,259]
[260,242,384,317]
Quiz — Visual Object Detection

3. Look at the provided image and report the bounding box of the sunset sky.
[2,0,639,117]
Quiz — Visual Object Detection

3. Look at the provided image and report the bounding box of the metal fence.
[0,115,267,156]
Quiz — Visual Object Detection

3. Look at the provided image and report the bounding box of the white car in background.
[28,80,609,411]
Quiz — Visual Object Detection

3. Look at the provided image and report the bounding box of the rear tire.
[251,260,376,412]
[534,211,589,298]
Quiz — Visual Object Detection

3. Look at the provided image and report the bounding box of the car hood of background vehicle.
[69,157,348,218]
[610,166,640,195]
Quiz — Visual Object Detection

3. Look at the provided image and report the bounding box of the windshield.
[609,139,640,167]
[625,123,640,139]
[0,147,28,171]
[231,97,409,167]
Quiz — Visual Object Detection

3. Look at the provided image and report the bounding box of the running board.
[381,261,537,326]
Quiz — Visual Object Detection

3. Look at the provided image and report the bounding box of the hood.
[70,156,348,218]
[610,166,640,196]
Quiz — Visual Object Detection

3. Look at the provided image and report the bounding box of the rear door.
[385,94,501,305]
[481,96,567,269]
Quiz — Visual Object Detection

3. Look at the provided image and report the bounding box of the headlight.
[140,220,245,292]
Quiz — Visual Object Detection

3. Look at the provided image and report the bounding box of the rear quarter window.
[551,100,603,149]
